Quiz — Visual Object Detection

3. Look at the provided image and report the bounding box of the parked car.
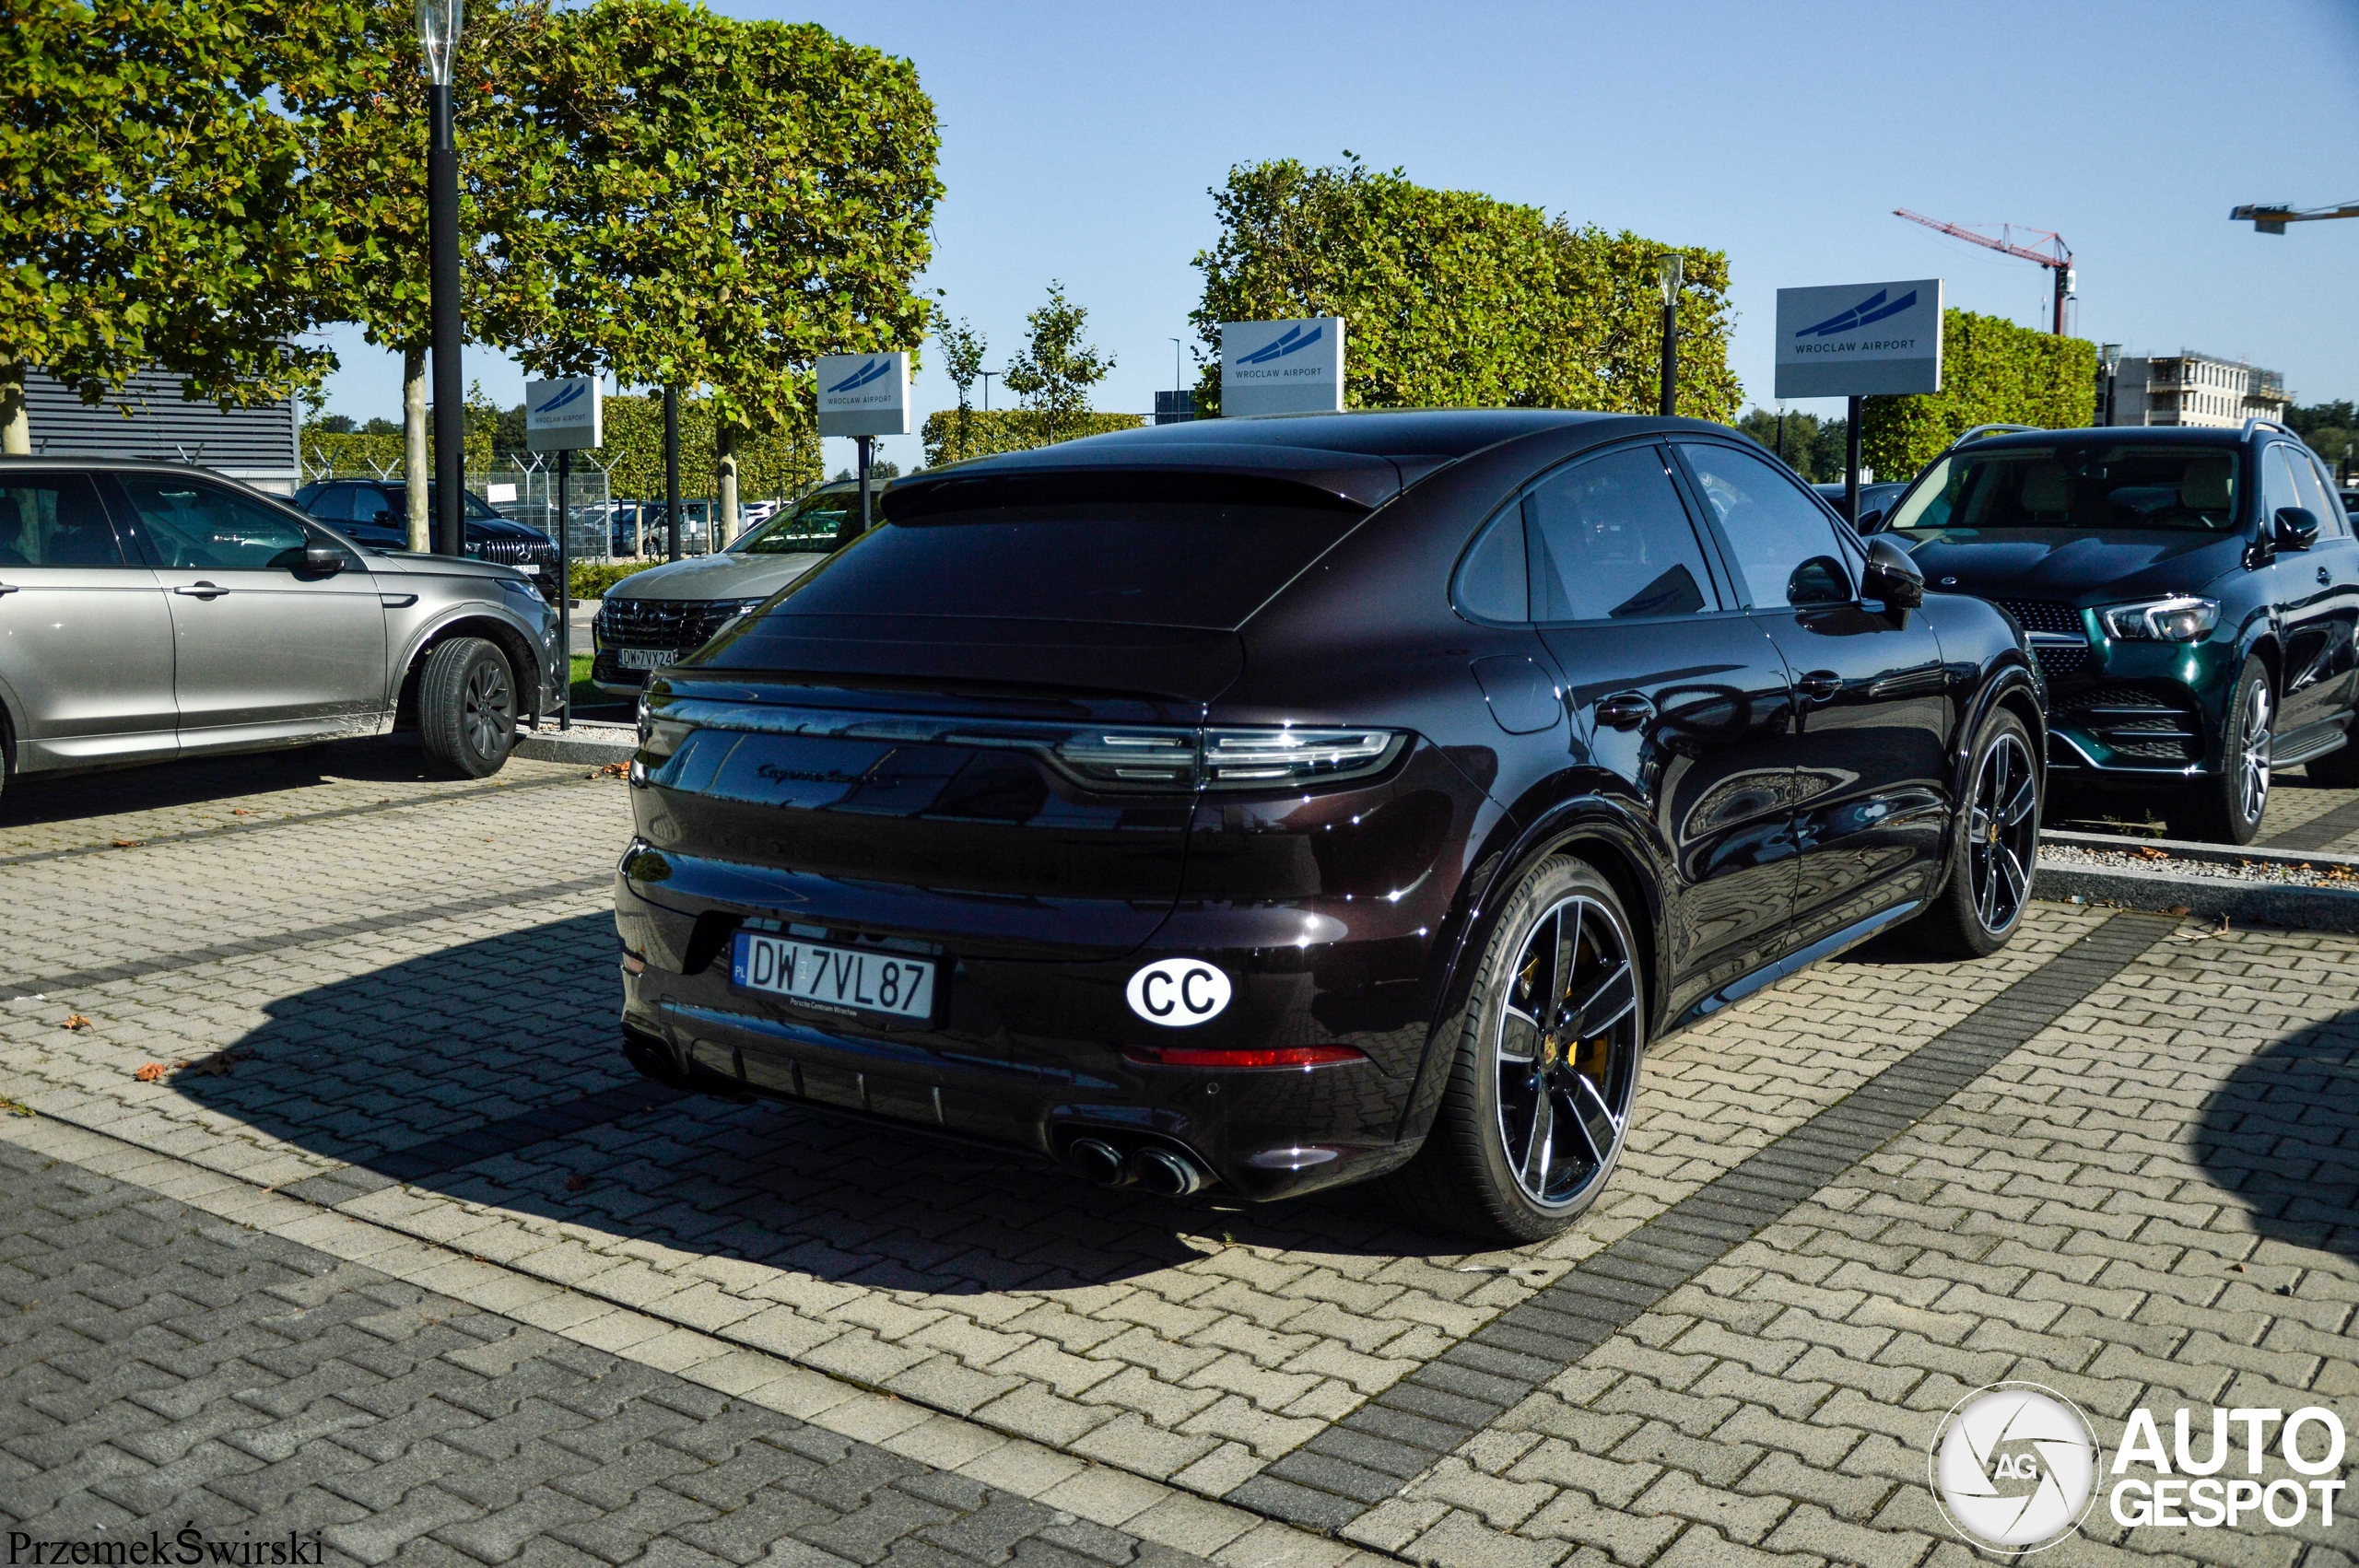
[294,479,560,581]
[0,461,558,789]
[591,481,866,693]
[613,411,2041,1241]
[1881,420,2359,842]
[1813,480,1910,532]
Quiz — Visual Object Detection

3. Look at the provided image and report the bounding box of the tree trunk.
[0,357,28,456]
[403,347,430,553]
[716,423,741,546]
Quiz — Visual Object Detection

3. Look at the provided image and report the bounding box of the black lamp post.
[1656,252,1683,417]
[418,0,464,557]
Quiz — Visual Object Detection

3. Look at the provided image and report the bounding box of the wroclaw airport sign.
[1775,278,1943,399]
[1221,318,1345,416]
[816,352,911,439]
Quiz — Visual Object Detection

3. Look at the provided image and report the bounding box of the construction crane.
[2233,199,2359,233]
[1894,210,2074,333]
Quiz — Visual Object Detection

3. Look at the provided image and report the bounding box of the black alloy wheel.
[1966,728,2038,935]
[1494,893,1642,1207]
[419,636,518,779]
[1395,856,1646,1243]
[1911,707,2039,957]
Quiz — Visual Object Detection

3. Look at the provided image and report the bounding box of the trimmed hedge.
[1860,310,2097,480]
[921,407,1145,468]
[569,560,663,601]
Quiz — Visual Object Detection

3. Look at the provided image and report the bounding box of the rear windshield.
[760,487,1364,628]
[1888,444,2242,533]
[734,490,856,555]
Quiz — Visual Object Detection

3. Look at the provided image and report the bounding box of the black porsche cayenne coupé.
[615,411,2044,1241]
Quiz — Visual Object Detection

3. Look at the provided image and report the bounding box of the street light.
[1656,252,1684,417]
[2099,343,2122,427]
[417,0,464,557]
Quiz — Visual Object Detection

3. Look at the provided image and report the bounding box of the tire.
[1391,856,1646,1245]
[2172,657,2271,844]
[1908,708,2039,958]
[418,637,517,779]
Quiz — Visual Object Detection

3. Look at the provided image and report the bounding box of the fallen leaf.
[0,1097,33,1118]
[63,1013,91,1030]
[110,839,140,849]
[133,1062,167,1082]
[600,762,628,778]
[231,809,252,817]
[2165,906,2190,917]
[2135,847,2169,862]
[565,1175,590,1192]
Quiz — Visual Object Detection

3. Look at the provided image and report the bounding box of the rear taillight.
[1049,727,1403,792]
[1123,1044,1367,1069]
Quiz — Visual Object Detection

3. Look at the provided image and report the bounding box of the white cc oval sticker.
[1125,959,1232,1026]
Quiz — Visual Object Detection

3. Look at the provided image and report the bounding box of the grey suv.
[0,460,559,795]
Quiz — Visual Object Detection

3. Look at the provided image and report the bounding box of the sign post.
[526,376,603,731]
[816,353,911,534]
[1775,280,1942,521]
[1219,319,1345,417]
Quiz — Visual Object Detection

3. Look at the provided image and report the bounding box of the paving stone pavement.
[2052,764,2359,853]
[0,750,2353,1568]
[0,1141,1217,1568]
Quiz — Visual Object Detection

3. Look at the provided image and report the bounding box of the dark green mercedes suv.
[1884,423,2359,842]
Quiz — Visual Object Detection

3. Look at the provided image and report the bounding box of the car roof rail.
[2244,417,2295,439]
[1949,424,2041,449]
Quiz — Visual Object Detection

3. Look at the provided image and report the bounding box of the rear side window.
[1526,446,1720,621]
[2288,448,2346,537]
[116,476,311,570]
[0,474,128,567]
[760,480,1365,629]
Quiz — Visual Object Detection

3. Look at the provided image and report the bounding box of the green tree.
[1860,310,2096,479]
[1190,156,1740,420]
[934,314,988,463]
[286,0,561,545]
[2288,401,2355,478]
[0,0,362,451]
[1734,407,1849,484]
[512,0,940,542]
[1002,283,1114,445]
[920,409,1144,467]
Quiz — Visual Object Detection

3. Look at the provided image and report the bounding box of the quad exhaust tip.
[1130,1146,1208,1198]
[1064,1138,1210,1197]
[1068,1139,1130,1188]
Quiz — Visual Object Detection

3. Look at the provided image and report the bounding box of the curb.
[2035,856,2359,932]
[516,723,636,766]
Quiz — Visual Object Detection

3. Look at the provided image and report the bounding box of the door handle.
[1797,670,1843,702]
[172,581,229,599]
[1595,691,1657,730]
[0,583,17,596]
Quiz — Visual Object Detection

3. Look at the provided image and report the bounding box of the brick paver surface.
[1,742,2352,1568]
[2052,762,2359,853]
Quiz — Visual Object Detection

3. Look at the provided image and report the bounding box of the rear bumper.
[612,851,1429,1202]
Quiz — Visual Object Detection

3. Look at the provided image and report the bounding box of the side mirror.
[1863,535,1924,609]
[2274,507,2319,551]
[302,542,348,575]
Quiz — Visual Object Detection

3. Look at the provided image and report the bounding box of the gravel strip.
[2041,842,2359,886]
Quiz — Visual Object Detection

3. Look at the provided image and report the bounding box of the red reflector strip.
[1122,1044,1366,1069]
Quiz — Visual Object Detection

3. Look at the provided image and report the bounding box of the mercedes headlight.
[2098,596,2219,643]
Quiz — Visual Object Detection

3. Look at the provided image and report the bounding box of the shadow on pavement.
[0,735,439,827]
[169,915,1461,1293]
[2195,1011,2359,1263]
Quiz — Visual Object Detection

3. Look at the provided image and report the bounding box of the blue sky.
[310,0,2359,479]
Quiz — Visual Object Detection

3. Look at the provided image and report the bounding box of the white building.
[2101,351,2291,429]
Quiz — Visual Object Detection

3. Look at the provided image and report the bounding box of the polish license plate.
[731,931,936,1023]
[616,647,676,671]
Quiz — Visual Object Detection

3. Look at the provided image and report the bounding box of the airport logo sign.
[1775,277,1943,398]
[816,351,910,438]
[524,377,602,452]
[1221,318,1344,416]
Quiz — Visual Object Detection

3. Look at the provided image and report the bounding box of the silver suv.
[0,460,558,795]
